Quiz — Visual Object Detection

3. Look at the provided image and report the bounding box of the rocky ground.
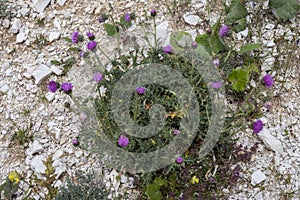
[0,0,299,199]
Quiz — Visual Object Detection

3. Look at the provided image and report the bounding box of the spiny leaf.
[269,0,300,20]
[63,37,72,43]
[228,68,249,91]
[239,43,261,53]
[103,23,118,36]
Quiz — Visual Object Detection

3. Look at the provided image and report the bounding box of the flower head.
[150,9,157,17]
[173,129,180,135]
[263,74,274,88]
[87,41,97,50]
[176,157,183,163]
[93,72,103,82]
[98,14,108,23]
[61,82,73,92]
[71,31,80,44]
[163,45,172,54]
[118,135,130,147]
[210,82,222,89]
[8,171,20,185]
[136,87,145,94]
[219,24,229,37]
[72,138,79,146]
[48,80,59,93]
[213,58,220,66]
[124,13,131,22]
[86,31,95,40]
[253,119,263,134]
[191,176,199,184]
[191,41,198,49]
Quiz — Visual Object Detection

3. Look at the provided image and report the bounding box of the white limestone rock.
[48,32,60,42]
[32,64,52,84]
[10,19,22,34]
[0,84,10,93]
[57,0,67,6]
[33,0,51,13]
[183,13,200,26]
[30,155,46,174]
[257,128,283,154]
[251,170,266,186]
[26,141,44,156]
[16,32,27,43]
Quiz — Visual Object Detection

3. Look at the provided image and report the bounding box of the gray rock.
[2,19,10,28]
[30,155,46,174]
[10,19,22,34]
[0,84,10,93]
[183,13,200,26]
[45,92,55,102]
[26,141,44,156]
[1,61,10,70]
[19,7,30,17]
[48,32,60,42]
[33,0,51,13]
[257,128,283,154]
[156,21,169,46]
[57,0,67,6]
[32,64,52,84]
[250,170,266,186]
[16,32,27,43]
[50,65,63,75]
[5,68,13,77]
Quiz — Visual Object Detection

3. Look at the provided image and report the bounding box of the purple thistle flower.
[136,87,145,94]
[150,9,157,17]
[71,31,80,44]
[253,119,263,134]
[219,24,229,37]
[263,74,274,88]
[191,41,198,49]
[206,28,212,35]
[163,45,172,54]
[118,135,130,147]
[98,14,108,23]
[124,13,131,22]
[72,138,79,146]
[61,82,73,92]
[176,157,183,164]
[93,72,103,82]
[48,80,59,93]
[213,58,220,66]
[86,31,95,40]
[210,82,222,89]
[173,129,180,135]
[87,41,97,50]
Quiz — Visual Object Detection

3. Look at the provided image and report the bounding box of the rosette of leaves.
[0,171,20,199]
[224,0,248,33]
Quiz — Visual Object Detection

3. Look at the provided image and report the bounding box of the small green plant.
[36,17,45,26]
[269,0,300,20]
[33,34,49,49]
[55,171,108,200]
[10,123,34,149]
[0,0,12,19]
[0,171,20,199]
[33,156,58,200]
[145,177,166,200]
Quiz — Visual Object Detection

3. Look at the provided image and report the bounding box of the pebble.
[16,32,28,43]
[30,155,46,174]
[10,19,22,34]
[32,64,52,84]
[183,13,200,26]
[57,0,67,6]
[0,84,10,93]
[258,128,283,155]
[33,0,51,13]
[251,170,266,186]
[48,32,60,42]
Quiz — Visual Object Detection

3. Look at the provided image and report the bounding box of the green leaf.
[103,23,118,36]
[232,18,247,33]
[245,63,260,74]
[68,47,80,52]
[228,68,249,91]
[239,43,261,53]
[269,0,300,20]
[170,31,190,53]
[195,33,224,55]
[145,178,166,200]
[63,37,72,43]
[225,0,248,24]
[50,60,61,65]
